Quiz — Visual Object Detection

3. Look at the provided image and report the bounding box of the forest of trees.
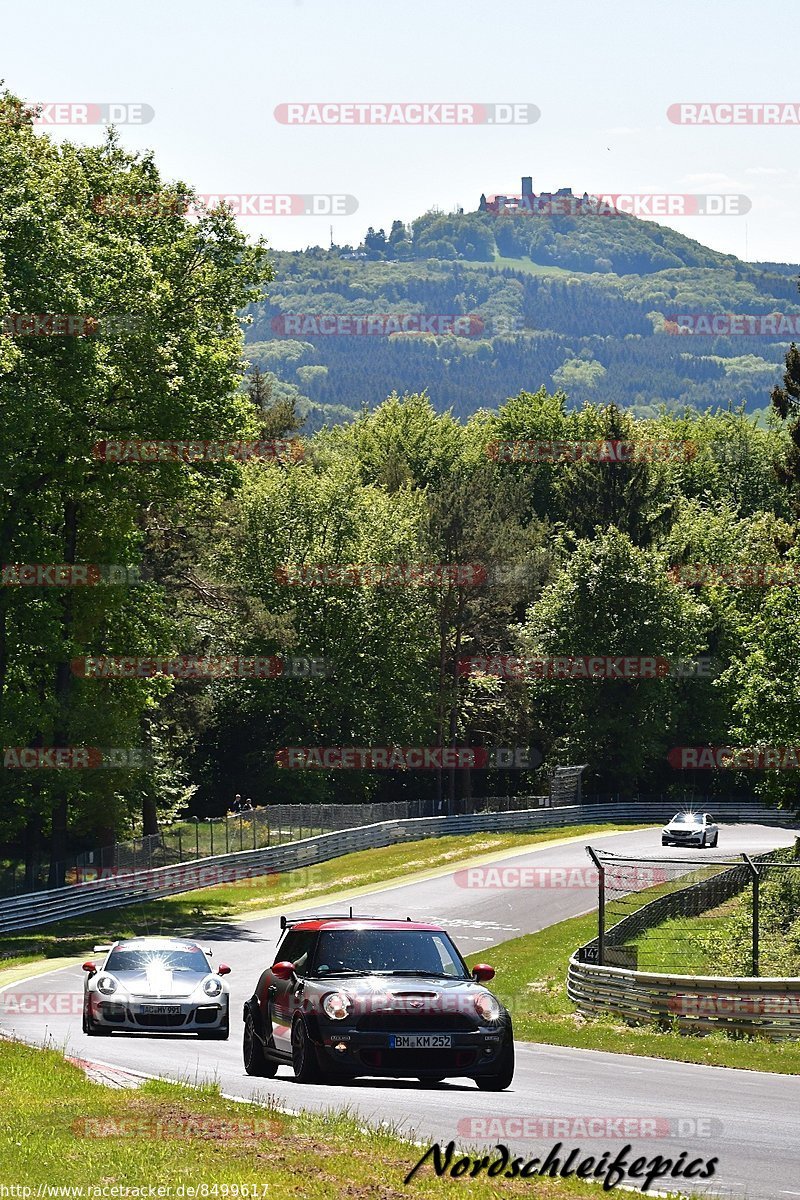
[4,89,800,884]
[245,239,798,426]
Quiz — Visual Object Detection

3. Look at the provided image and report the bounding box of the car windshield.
[310,930,469,979]
[105,948,209,973]
[671,813,702,825]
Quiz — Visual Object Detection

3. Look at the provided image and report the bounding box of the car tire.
[700,833,707,848]
[474,1041,514,1092]
[661,839,668,846]
[712,833,719,847]
[291,1016,322,1083]
[85,1013,111,1036]
[243,1012,278,1077]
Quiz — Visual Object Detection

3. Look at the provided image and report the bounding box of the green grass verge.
[465,912,800,1075]
[630,898,740,975]
[0,825,638,974]
[0,1038,652,1197]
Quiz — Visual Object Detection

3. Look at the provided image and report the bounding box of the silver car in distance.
[82,936,231,1038]
[661,811,719,848]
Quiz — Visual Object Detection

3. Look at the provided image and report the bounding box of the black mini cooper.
[242,915,514,1089]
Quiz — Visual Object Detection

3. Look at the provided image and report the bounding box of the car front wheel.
[474,1041,514,1092]
[243,1012,277,1077]
[85,1013,111,1036]
[291,1016,322,1083]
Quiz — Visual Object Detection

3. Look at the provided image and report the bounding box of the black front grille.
[195,1007,218,1024]
[100,1004,126,1023]
[356,1013,476,1033]
[133,1012,186,1027]
[359,1047,478,1071]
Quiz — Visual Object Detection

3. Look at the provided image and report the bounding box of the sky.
[3,0,799,264]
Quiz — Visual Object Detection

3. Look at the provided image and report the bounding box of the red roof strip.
[289,919,444,932]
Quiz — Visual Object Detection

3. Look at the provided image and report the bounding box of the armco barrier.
[567,956,800,1040]
[0,802,795,934]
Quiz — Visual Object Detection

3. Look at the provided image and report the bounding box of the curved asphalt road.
[3,823,800,1199]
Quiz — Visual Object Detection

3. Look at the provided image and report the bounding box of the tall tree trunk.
[142,792,159,837]
[446,588,466,815]
[48,498,77,886]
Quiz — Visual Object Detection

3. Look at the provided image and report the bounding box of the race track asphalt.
[2,823,799,1199]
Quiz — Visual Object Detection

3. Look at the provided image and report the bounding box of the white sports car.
[661,811,719,848]
[82,936,231,1038]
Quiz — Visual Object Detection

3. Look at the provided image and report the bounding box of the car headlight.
[474,993,502,1023]
[322,991,352,1020]
[203,977,223,998]
[96,975,117,995]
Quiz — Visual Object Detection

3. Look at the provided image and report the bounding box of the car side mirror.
[217,964,231,976]
[82,961,97,975]
[472,964,495,983]
[272,960,296,981]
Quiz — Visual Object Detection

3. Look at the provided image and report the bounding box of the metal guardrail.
[567,957,800,1040]
[1,801,795,934]
[3,795,551,893]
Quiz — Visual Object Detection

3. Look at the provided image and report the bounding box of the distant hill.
[244,205,800,430]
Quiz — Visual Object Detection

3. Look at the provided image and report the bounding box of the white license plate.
[139,1004,181,1015]
[389,1034,452,1049]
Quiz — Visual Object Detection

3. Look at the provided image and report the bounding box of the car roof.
[286,919,446,933]
[109,938,206,951]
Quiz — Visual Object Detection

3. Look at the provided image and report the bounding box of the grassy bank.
[631,853,800,977]
[0,824,638,974]
[0,1039,656,1198]
[466,913,800,1075]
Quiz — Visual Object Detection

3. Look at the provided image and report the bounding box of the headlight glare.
[322,991,352,1020]
[474,992,501,1022]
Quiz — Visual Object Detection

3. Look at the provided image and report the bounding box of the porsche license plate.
[140,1004,181,1015]
[389,1034,452,1049]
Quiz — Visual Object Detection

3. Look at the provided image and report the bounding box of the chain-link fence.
[581,844,800,977]
[0,793,550,894]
